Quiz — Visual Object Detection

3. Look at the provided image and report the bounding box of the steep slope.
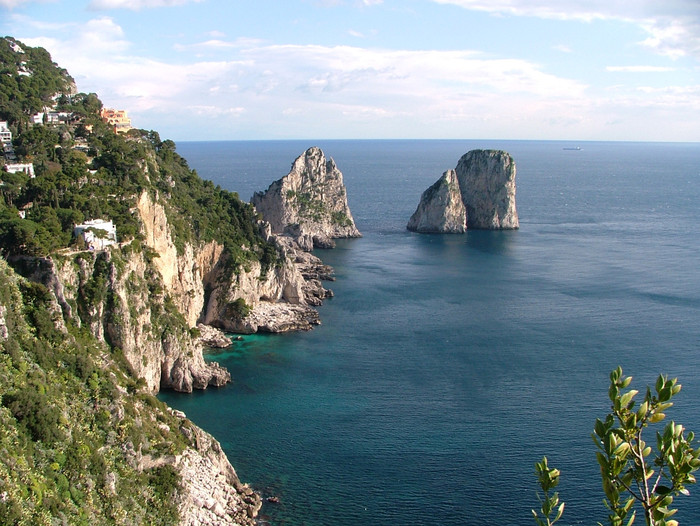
[0,258,260,525]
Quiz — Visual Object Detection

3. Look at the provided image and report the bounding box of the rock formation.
[456,149,519,229]
[156,411,261,526]
[406,169,467,233]
[407,149,519,233]
[251,147,361,250]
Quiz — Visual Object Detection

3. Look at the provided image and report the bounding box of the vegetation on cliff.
[0,38,267,524]
[0,36,278,272]
[0,257,189,524]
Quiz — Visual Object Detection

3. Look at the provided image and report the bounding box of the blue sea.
[160,140,700,526]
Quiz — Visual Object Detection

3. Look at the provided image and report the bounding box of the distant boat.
[563,146,582,151]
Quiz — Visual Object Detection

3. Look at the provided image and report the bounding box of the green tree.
[534,367,700,526]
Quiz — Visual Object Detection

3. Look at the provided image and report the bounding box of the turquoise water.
[161,140,700,525]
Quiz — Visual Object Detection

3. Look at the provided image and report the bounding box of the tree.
[534,367,700,526]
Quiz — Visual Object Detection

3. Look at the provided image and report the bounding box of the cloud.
[14,14,698,140]
[173,37,266,53]
[0,0,52,8]
[639,17,700,59]
[431,0,700,60]
[88,0,202,10]
[606,65,676,72]
[21,16,131,55]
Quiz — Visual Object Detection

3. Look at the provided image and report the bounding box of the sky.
[1,0,699,142]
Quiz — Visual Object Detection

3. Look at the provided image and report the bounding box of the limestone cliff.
[456,149,518,229]
[14,250,230,394]
[251,147,361,249]
[201,231,333,334]
[0,255,261,525]
[136,191,224,328]
[407,149,519,233]
[144,411,262,526]
[407,169,467,233]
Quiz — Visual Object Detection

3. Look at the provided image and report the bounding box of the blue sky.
[1,0,699,142]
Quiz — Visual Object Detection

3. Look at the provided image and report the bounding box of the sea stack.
[406,169,467,233]
[251,147,361,250]
[407,149,518,232]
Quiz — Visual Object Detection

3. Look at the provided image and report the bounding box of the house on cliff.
[0,121,11,143]
[101,108,132,134]
[74,219,117,250]
[3,163,35,178]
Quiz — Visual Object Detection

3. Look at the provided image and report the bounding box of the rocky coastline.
[8,146,360,525]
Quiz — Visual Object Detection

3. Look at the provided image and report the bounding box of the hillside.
[0,37,291,524]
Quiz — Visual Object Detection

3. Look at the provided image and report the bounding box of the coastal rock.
[251,147,361,249]
[407,149,519,233]
[196,323,232,348]
[407,169,467,233]
[136,192,334,337]
[141,415,261,526]
[456,149,518,229]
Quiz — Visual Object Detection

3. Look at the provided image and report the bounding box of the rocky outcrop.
[201,234,332,334]
[11,250,231,394]
[407,149,519,233]
[196,323,232,348]
[251,147,361,249]
[129,407,261,525]
[137,191,225,328]
[456,149,518,229]
[171,413,261,525]
[407,169,467,233]
[136,190,333,337]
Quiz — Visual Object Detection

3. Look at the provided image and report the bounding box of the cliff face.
[201,233,334,333]
[147,412,262,526]
[407,149,519,233]
[17,249,230,394]
[251,146,361,250]
[17,188,337,393]
[456,149,518,229]
[407,169,467,233]
[136,191,225,328]
[0,256,261,525]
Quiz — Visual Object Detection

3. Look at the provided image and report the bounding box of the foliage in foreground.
[533,367,700,526]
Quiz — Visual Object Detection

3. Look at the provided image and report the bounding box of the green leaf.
[650,413,666,423]
[656,375,665,393]
[613,442,630,457]
[619,390,639,408]
[636,401,649,420]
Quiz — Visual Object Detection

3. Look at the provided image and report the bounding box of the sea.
[160,140,700,526]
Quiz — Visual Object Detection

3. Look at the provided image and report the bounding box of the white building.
[74,219,117,250]
[3,163,35,178]
[0,122,11,143]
